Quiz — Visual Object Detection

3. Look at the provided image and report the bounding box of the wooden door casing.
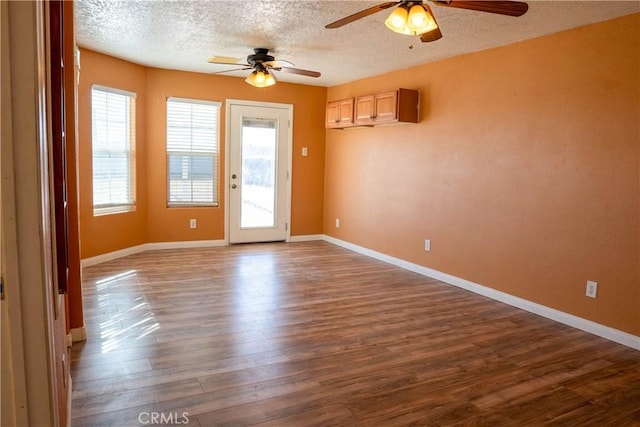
[48,2,71,426]
[49,0,69,296]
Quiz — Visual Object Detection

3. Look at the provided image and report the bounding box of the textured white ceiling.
[74,1,640,87]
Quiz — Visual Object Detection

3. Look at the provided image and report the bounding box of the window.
[91,86,136,215]
[166,97,220,206]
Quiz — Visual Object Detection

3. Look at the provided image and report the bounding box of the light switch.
[302,147,308,157]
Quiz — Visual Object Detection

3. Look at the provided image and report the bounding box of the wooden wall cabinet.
[326,98,354,128]
[355,88,419,125]
[326,88,419,129]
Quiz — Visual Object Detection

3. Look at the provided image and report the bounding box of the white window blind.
[166,98,220,206]
[91,86,136,215]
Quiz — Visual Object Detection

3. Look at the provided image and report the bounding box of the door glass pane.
[240,118,277,228]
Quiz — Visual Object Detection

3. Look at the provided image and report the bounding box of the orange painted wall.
[78,50,148,258]
[324,14,640,335]
[78,51,326,256]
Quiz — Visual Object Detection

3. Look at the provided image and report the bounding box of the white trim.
[225,99,294,111]
[81,244,147,268]
[146,240,226,251]
[285,107,293,243]
[81,240,227,268]
[167,96,221,107]
[323,235,640,351]
[1,2,30,423]
[91,84,137,99]
[289,234,324,242]
[70,327,87,344]
[2,2,62,424]
[224,100,230,244]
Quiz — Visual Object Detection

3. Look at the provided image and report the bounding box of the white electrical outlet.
[335,218,340,228]
[424,239,431,252]
[586,280,598,298]
[189,219,197,229]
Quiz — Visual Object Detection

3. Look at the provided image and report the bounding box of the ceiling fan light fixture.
[408,4,438,34]
[245,69,275,88]
[385,2,439,36]
[263,72,276,87]
[384,5,409,33]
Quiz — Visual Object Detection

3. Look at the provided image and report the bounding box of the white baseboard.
[289,234,324,242]
[70,326,87,343]
[81,244,148,268]
[147,239,226,250]
[323,235,640,351]
[81,240,226,268]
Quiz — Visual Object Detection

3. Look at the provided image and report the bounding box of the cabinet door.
[326,100,341,128]
[355,94,375,124]
[338,99,354,126]
[373,91,398,123]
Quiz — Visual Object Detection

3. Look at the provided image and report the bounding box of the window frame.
[91,85,137,216]
[166,97,221,208]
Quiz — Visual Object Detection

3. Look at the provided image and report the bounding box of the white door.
[228,102,292,243]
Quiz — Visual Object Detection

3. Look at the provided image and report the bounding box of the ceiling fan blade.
[207,55,246,65]
[420,27,443,42]
[432,1,528,17]
[212,67,252,74]
[325,1,398,29]
[275,67,321,78]
[264,60,294,68]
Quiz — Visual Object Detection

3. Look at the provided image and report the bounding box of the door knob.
[231,184,237,189]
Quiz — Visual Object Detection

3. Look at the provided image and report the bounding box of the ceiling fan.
[325,0,529,43]
[208,48,321,87]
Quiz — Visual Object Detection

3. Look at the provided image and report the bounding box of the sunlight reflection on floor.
[94,269,161,353]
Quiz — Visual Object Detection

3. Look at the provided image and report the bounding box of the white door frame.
[224,99,293,244]
[1,1,61,425]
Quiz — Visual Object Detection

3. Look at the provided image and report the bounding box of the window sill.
[167,203,219,208]
[93,205,136,216]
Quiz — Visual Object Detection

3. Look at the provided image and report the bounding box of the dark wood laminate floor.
[71,241,640,426]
